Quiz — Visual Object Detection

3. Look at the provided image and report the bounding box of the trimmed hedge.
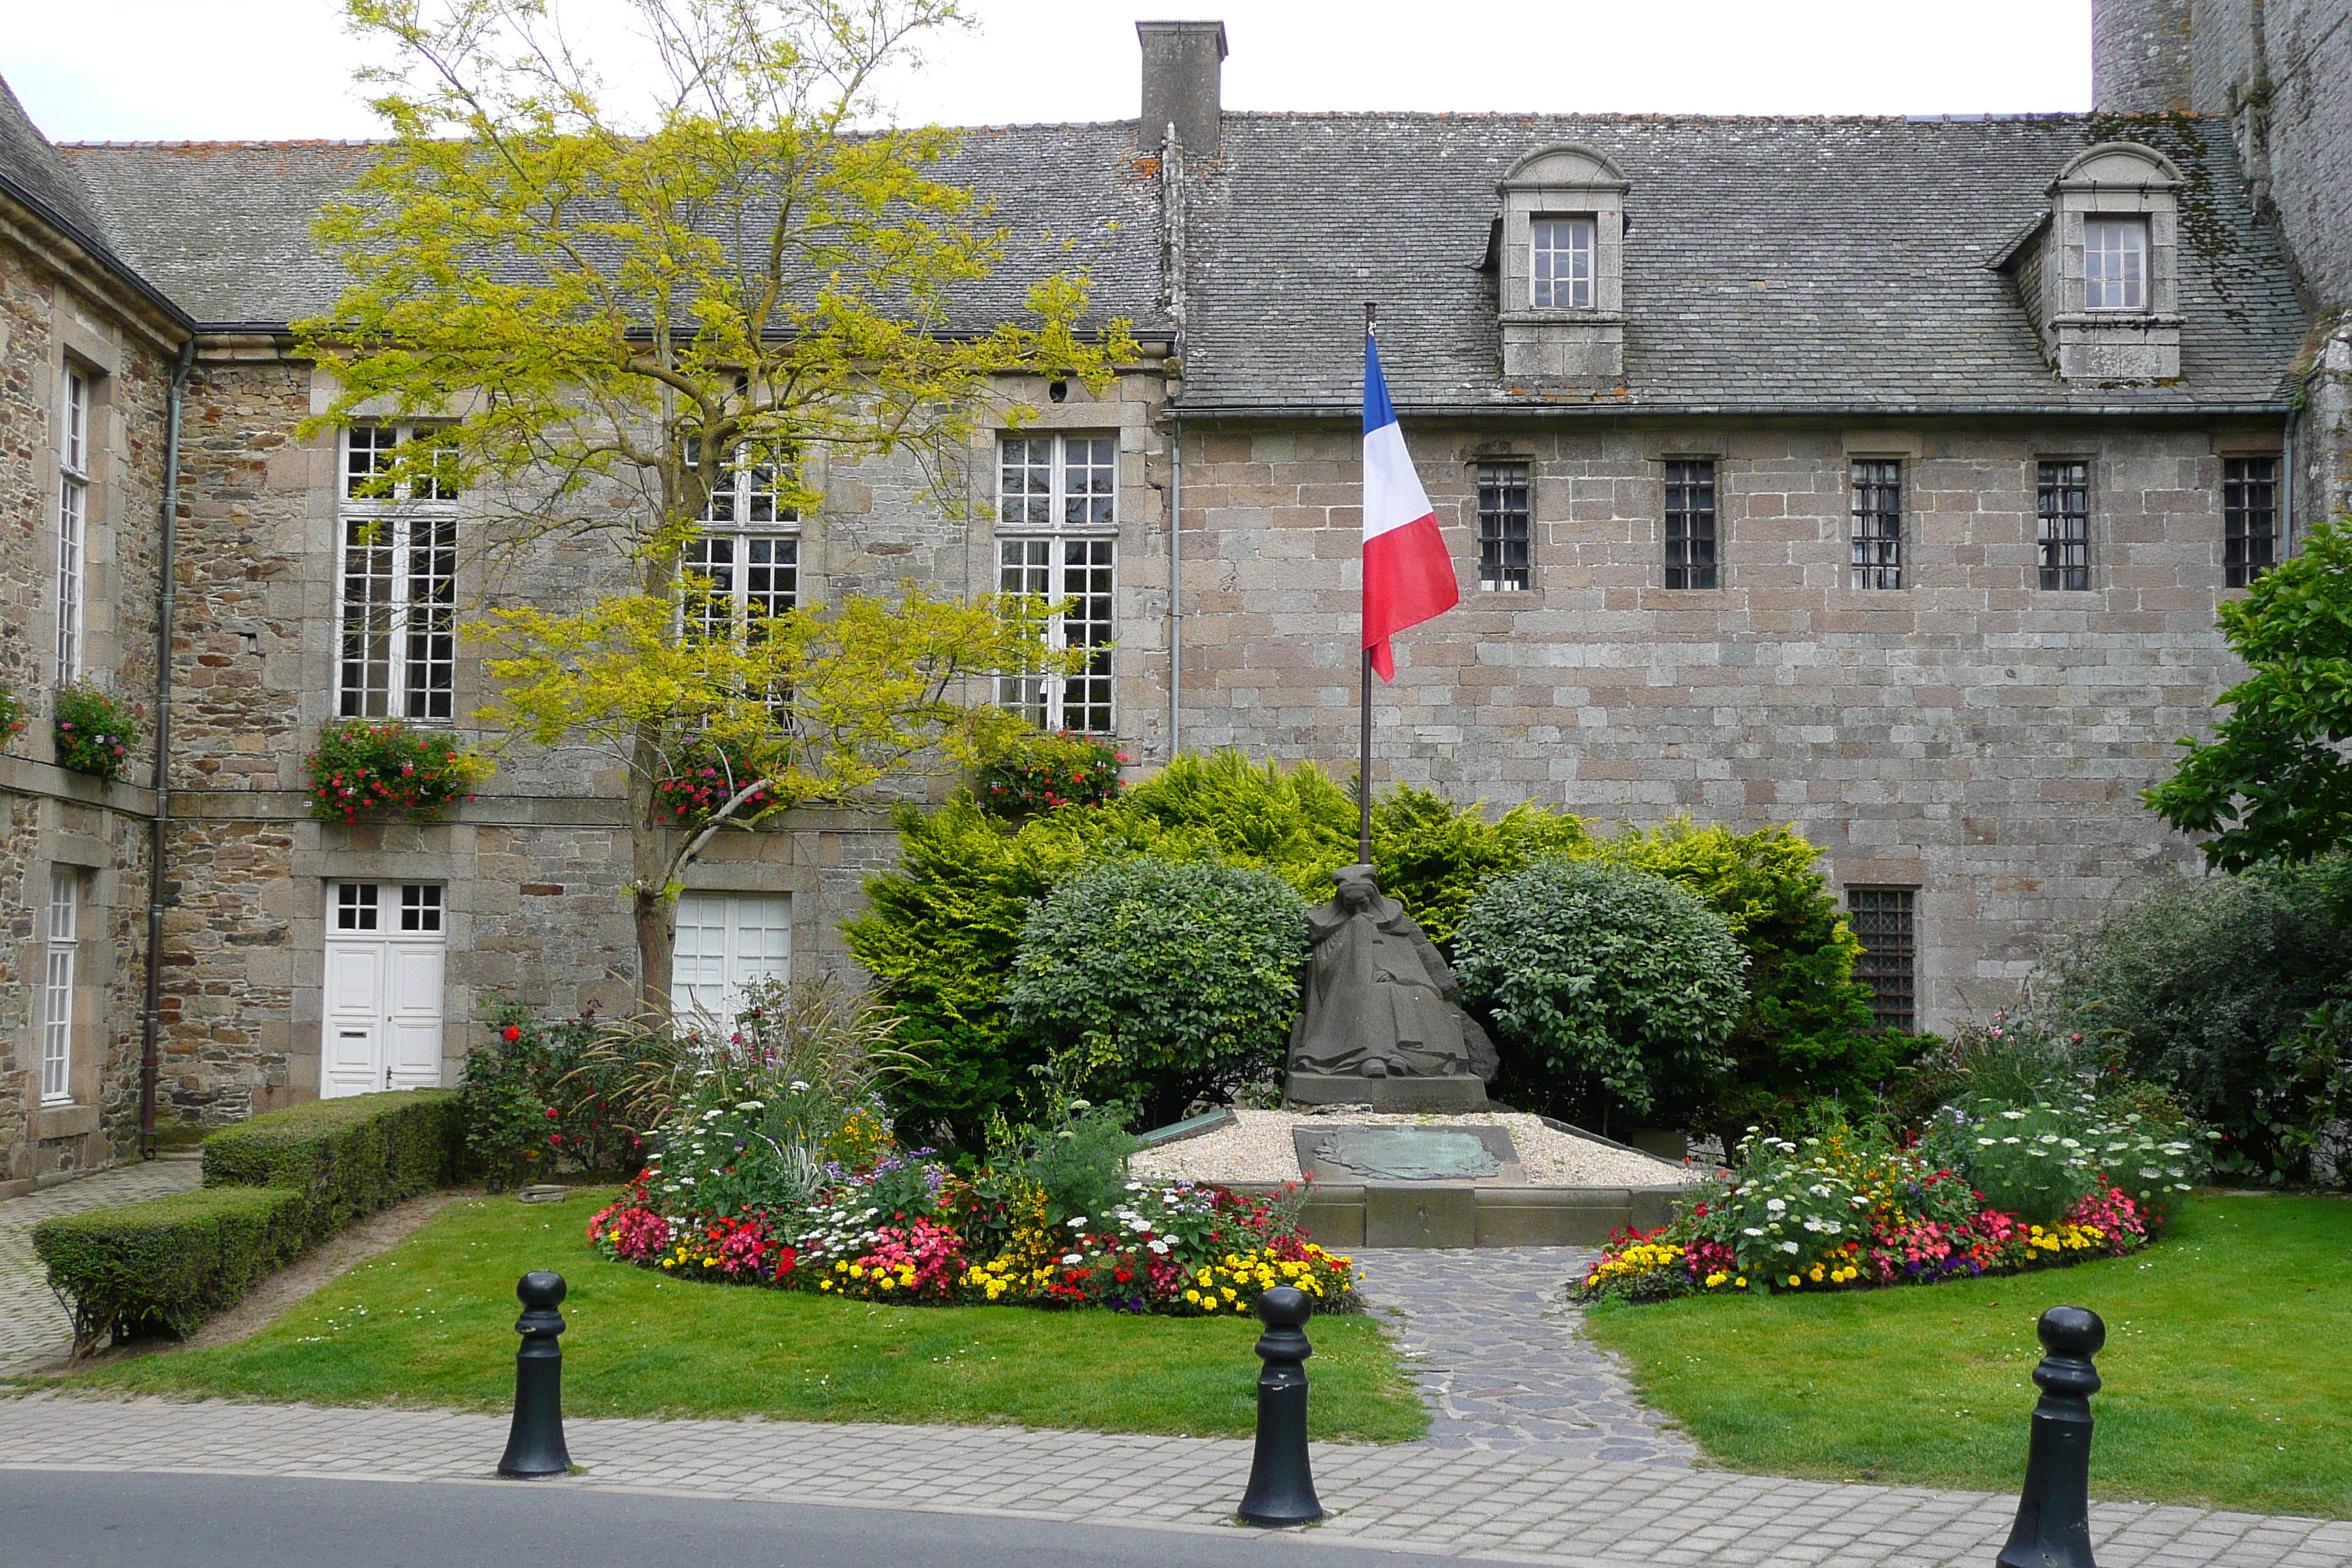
[201,1088,462,1248]
[31,1187,304,1357]
[34,1089,462,1359]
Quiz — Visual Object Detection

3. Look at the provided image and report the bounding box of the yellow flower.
[1735,1277,1747,1288]
[1787,1274,1802,1288]
[1184,1289,1200,1303]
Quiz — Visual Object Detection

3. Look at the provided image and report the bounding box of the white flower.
[1765,1198,1787,1213]
[2002,1137,2022,1145]
[1976,1138,1997,1147]
[2139,1167,2163,1179]
[788,1080,810,1093]
[2001,1109,2027,1121]
[678,1177,696,1186]
[1743,1226,1765,1237]
[1147,1239,1170,1255]
[1126,1181,1143,1191]
[1802,1218,1823,1232]
[1060,1253,1085,1265]
[735,1101,765,1112]
[1067,1216,1088,1228]
[1779,1240,1801,1255]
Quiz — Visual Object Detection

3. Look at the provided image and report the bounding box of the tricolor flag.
[1361,331,1460,681]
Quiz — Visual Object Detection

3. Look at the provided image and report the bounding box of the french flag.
[1362,330,1460,681]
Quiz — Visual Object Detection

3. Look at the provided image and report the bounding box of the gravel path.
[1132,1107,1704,1187]
[1354,1244,1700,1464]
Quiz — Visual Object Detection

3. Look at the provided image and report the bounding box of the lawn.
[1583,1192,2352,1519]
[53,1191,1428,1443]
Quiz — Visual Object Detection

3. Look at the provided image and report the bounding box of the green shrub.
[31,1186,304,1357]
[1017,1100,1145,1225]
[1454,858,1749,1126]
[973,730,1128,816]
[53,682,142,780]
[461,1008,649,1188]
[2030,865,2352,1182]
[1006,856,1310,1127]
[203,1088,462,1247]
[308,719,489,823]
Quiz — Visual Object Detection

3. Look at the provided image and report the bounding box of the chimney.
[1137,20,1226,158]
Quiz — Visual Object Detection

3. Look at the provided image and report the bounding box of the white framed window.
[1531,216,1596,310]
[996,434,1117,734]
[2084,218,2148,312]
[339,424,459,720]
[41,868,80,1104]
[671,892,791,1035]
[693,439,797,527]
[56,368,91,682]
[998,538,1115,734]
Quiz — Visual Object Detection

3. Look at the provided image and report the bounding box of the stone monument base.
[1283,1072,1488,1112]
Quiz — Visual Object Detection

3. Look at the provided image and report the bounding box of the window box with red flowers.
[53,683,143,783]
[308,719,491,823]
[973,731,1127,817]
[652,740,779,824]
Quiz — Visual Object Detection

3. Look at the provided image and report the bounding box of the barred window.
[2037,460,2091,591]
[1665,459,1718,589]
[56,367,91,682]
[2223,456,2278,589]
[1531,217,1595,310]
[1847,887,1918,1033]
[1850,460,1903,591]
[998,537,1115,734]
[1476,462,1531,591]
[339,425,459,720]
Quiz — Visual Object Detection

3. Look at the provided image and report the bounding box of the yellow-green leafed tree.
[297,0,1132,1007]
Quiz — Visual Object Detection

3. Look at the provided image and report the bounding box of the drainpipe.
[2282,415,2296,555]
[1169,412,1182,758]
[140,337,195,1159]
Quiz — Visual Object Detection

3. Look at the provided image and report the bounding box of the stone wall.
[1172,418,2265,1030]
[149,348,1173,1112]
[0,228,176,1186]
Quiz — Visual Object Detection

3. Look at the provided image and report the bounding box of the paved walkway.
[3,1394,2346,1568]
[1355,1245,1696,1465]
[0,1158,203,1373]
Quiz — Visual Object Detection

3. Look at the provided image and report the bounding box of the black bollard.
[1237,1284,1324,1526]
[1997,1305,2106,1568]
[496,1270,571,1478]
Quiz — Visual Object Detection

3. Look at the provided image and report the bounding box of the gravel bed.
[1128,1107,1710,1187]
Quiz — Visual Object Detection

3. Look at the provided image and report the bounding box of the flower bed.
[1580,1112,2203,1304]
[652,740,778,823]
[973,730,1127,816]
[53,683,142,781]
[576,985,1356,1317]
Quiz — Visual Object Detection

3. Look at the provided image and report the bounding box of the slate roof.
[1177,112,2308,415]
[41,105,2313,415]
[59,122,1168,339]
[0,77,187,325]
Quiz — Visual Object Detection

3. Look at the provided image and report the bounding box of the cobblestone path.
[0,1159,203,1374]
[4,1394,2346,1568]
[1353,1244,1697,1465]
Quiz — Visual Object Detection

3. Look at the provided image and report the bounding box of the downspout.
[2282,415,2296,556]
[1169,412,1182,758]
[140,337,195,1159]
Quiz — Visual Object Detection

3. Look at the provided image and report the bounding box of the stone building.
[0,13,2342,1170]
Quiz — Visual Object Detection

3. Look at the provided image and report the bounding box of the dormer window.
[1993,141,2182,383]
[1492,143,1629,385]
[2084,218,2148,311]
[1531,218,1595,310]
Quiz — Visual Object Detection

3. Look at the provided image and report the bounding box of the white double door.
[322,882,446,1098]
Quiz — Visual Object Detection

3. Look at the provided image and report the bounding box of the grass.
[48,1191,1428,1443]
[1582,1193,2352,1519]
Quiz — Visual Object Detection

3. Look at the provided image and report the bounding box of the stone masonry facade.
[1,17,2345,1152]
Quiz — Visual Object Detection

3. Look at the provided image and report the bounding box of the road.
[0,1469,1428,1567]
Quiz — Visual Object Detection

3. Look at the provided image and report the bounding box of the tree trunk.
[628,722,674,1018]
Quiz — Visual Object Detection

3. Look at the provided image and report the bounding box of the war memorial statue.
[1284,864,1496,1111]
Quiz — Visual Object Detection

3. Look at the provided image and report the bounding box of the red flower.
[502,1025,522,1042]
[544,1105,560,1120]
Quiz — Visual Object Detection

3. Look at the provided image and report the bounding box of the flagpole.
[1359,300,1376,867]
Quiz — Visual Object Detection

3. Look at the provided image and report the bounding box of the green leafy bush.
[1453,858,1749,1125]
[2029,865,2352,1182]
[851,753,1873,1148]
[31,1187,305,1357]
[1006,856,1310,1126]
[460,1008,648,1188]
[974,730,1128,815]
[53,682,141,780]
[308,719,489,823]
[202,1088,463,1248]
[1015,1099,1145,1225]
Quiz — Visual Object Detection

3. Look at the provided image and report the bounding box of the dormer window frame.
[1493,143,1630,382]
[2005,140,2185,384]
[1531,215,1597,312]
[2083,216,2150,313]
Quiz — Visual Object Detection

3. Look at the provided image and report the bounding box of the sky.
[5,0,2093,143]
